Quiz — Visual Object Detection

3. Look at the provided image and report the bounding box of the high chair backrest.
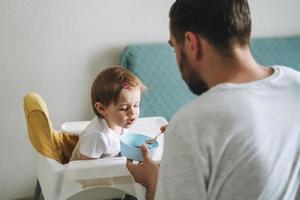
[23,92,79,164]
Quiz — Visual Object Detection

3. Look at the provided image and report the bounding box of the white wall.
[0,0,299,199]
[250,0,300,37]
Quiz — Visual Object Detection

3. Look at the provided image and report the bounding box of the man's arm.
[126,145,159,200]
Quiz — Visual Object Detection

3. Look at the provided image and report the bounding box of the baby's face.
[104,86,141,130]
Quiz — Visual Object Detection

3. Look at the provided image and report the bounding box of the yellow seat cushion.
[23,92,78,164]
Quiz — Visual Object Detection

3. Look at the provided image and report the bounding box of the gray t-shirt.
[155,66,300,200]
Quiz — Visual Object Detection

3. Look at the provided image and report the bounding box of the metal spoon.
[133,132,163,148]
[145,131,164,144]
[134,126,167,148]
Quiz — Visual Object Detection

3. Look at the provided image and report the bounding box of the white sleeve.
[155,120,207,200]
[79,133,106,158]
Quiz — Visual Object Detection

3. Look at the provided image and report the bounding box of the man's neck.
[205,44,273,87]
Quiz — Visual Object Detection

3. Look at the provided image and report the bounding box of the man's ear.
[184,31,202,60]
[94,102,106,117]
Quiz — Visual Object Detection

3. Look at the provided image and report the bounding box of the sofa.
[121,36,300,121]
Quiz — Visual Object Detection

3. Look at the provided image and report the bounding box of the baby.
[70,66,146,161]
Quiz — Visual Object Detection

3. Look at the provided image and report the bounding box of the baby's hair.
[91,65,146,118]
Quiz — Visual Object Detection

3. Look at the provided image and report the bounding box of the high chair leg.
[33,180,42,200]
[112,193,138,200]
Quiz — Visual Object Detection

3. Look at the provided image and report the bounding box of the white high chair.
[24,91,167,200]
[59,117,167,200]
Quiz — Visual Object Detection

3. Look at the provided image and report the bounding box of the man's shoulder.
[171,85,256,125]
[171,92,224,122]
[278,65,300,80]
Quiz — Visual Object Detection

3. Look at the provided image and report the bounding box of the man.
[127,0,300,199]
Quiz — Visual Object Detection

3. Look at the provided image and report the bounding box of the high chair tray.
[66,157,129,180]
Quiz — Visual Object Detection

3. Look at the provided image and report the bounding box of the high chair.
[23,92,167,200]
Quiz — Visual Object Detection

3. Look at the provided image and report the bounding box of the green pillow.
[121,43,196,120]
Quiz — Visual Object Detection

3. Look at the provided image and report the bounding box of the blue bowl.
[120,133,159,161]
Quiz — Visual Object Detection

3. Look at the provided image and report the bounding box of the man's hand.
[126,144,159,200]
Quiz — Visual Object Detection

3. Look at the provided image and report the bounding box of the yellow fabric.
[23,92,78,164]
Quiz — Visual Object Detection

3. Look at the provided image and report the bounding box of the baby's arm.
[76,132,105,160]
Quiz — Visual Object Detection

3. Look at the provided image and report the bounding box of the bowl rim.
[120,133,159,149]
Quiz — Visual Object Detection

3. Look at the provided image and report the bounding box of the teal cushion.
[251,36,300,70]
[121,36,300,120]
[121,43,196,120]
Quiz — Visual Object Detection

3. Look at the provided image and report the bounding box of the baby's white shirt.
[70,116,126,160]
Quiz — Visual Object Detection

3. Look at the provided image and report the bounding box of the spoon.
[134,126,167,148]
[145,130,164,144]
[133,132,162,148]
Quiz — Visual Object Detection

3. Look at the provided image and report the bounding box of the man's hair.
[169,0,252,55]
[91,66,146,118]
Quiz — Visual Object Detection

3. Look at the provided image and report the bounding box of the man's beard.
[185,73,209,95]
[179,49,209,95]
